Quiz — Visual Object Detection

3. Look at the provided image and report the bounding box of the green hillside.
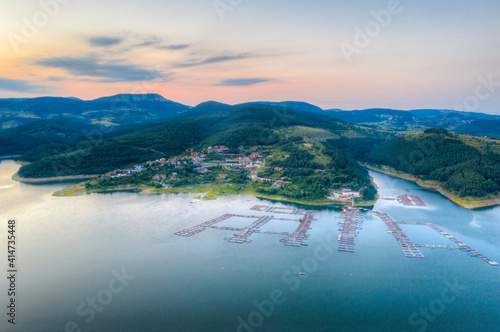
[257,134,376,201]
[18,121,207,178]
[0,119,100,156]
[16,105,378,204]
[455,119,500,138]
[0,94,190,128]
[366,129,500,198]
[18,105,365,177]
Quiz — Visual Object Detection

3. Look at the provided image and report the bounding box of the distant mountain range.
[189,100,500,136]
[1,94,499,138]
[323,108,500,135]
[0,94,190,129]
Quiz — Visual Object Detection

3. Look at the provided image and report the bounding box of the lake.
[0,159,499,332]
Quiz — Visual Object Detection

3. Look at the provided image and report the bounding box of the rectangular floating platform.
[175,206,319,249]
[224,215,274,244]
[281,212,316,247]
[396,195,427,207]
[397,221,427,225]
[424,222,499,266]
[373,210,498,266]
[250,205,322,215]
[373,211,424,258]
[415,244,461,250]
[174,214,234,237]
[337,207,364,253]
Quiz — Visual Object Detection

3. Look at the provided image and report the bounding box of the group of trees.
[203,124,279,148]
[19,141,163,178]
[18,121,209,178]
[455,119,500,138]
[325,137,387,161]
[366,131,500,197]
[258,139,376,201]
[0,119,99,156]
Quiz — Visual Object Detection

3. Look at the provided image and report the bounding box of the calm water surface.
[0,160,499,332]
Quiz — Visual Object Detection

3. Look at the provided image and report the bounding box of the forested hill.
[0,94,190,128]
[366,129,500,198]
[0,119,100,156]
[16,104,376,179]
[454,119,500,138]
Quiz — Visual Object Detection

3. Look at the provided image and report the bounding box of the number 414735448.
[7,220,16,269]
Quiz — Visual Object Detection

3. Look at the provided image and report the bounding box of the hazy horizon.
[1,93,492,115]
[1,0,499,114]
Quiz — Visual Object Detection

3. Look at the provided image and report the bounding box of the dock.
[337,207,364,253]
[281,211,315,247]
[372,211,498,266]
[175,205,320,248]
[225,215,274,244]
[396,194,426,207]
[250,205,315,215]
[174,214,234,237]
[415,244,461,250]
[424,222,499,266]
[374,211,424,258]
[396,221,426,225]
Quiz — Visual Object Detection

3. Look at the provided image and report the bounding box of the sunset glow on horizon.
[1,0,500,113]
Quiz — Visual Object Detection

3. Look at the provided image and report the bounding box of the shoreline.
[0,155,22,161]
[252,193,376,208]
[365,165,500,210]
[52,181,376,207]
[12,172,102,184]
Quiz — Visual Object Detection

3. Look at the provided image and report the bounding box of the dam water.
[0,160,499,332]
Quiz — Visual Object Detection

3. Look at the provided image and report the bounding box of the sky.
[1,0,500,113]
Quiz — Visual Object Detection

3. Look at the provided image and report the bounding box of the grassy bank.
[53,180,376,207]
[13,172,101,184]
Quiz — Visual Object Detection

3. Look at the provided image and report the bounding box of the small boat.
[298,272,307,276]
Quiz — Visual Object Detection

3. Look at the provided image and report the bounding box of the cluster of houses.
[249,174,290,187]
[150,153,209,167]
[329,188,362,200]
[104,165,146,178]
[175,146,265,170]
[224,152,264,170]
[102,145,273,185]
[208,145,230,153]
[194,166,209,173]
[152,173,178,181]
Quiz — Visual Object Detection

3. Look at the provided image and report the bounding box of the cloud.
[89,36,123,47]
[88,34,191,53]
[131,35,164,48]
[173,54,250,68]
[132,41,156,48]
[34,56,166,83]
[157,44,191,51]
[46,76,65,81]
[217,78,270,86]
[0,77,47,93]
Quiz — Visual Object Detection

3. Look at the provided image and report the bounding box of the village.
[97,145,294,190]
[85,144,364,203]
